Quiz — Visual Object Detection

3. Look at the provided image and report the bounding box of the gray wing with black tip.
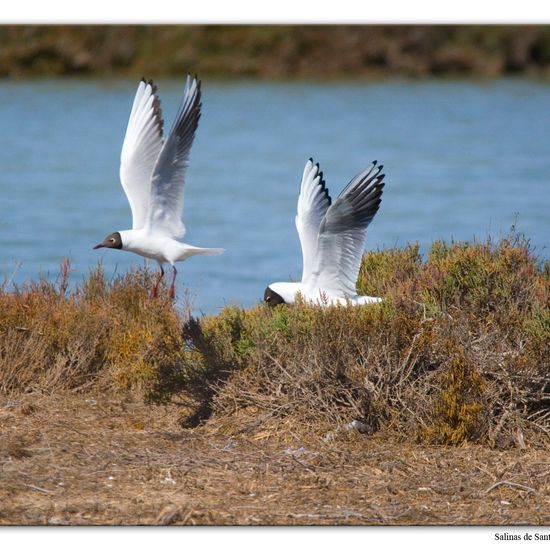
[119,79,164,230]
[147,75,202,238]
[308,161,385,296]
[295,158,332,283]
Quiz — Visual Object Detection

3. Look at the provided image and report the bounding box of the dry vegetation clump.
[0,260,187,398]
[1,234,548,450]
[180,234,549,448]
[2,25,550,78]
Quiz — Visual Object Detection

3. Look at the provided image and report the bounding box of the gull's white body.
[265,159,385,307]
[94,75,223,296]
[268,281,382,307]
[119,229,220,265]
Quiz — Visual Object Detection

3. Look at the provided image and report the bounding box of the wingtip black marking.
[318,172,332,205]
[190,74,202,102]
[145,79,159,96]
[148,80,163,135]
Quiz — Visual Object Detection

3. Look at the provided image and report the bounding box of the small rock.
[346,420,373,434]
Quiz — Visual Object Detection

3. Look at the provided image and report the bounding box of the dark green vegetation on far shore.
[1,233,548,450]
[2,25,550,79]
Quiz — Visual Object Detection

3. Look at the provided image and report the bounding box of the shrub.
[0,262,189,398]
[1,232,548,448]
[180,234,549,447]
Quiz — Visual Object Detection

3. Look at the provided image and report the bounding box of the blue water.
[0,78,549,314]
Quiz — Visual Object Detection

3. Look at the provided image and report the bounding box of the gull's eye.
[110,238,115,243]
[266,296,271,301]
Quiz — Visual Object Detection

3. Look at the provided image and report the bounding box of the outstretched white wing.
[147,75,202,238]
[295,159,332,283]
[308,162,385,297]
[119,80,164,230]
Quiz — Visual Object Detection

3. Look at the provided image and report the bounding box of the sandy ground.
[1,391,549,526]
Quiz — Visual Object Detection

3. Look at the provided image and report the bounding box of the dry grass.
[0,260,188,398]
[1,392,549,525]
[179,233,549,449]
[1,233,548,450]
[1,233,549,525]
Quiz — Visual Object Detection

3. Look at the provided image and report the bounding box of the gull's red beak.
[93,243,104,250]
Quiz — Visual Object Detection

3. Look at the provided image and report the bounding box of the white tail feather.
[198,247,225,256]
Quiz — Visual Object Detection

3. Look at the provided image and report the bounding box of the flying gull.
[264,158,385,307]
[94,75,224,298]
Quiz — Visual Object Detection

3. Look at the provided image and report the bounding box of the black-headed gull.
[264,158,385,307]
[94,75,224,298]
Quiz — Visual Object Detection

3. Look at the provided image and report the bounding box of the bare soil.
[1,391,549,526]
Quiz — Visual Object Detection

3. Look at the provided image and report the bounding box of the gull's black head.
[93,231,122,250]
[264,286,286,308]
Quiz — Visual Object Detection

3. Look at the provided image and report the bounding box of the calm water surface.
[0,78,549,314]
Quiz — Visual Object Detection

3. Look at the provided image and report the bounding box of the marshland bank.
[2,391,549,525]
[2,25,550,79]
[1,236,549,525]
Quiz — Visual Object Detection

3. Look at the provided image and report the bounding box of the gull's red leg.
[169,265,177,300]
[150,265,164,298]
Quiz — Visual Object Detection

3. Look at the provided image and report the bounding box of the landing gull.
[94,75,224,298]
[264,158,385,307]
